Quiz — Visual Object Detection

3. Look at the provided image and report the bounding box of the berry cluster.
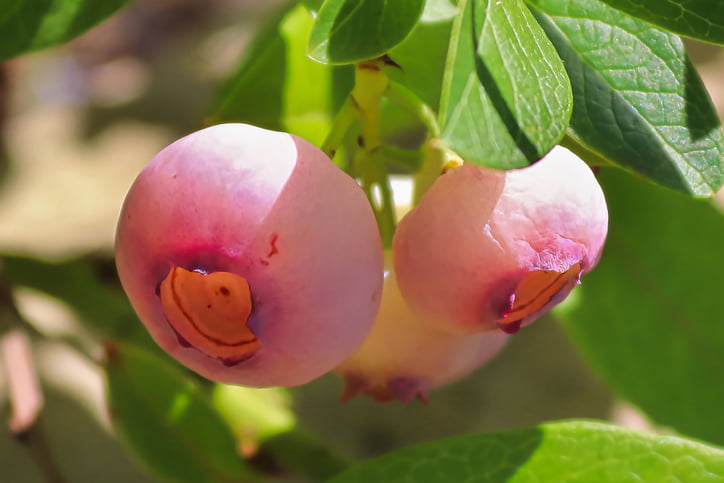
[116,123,608,401]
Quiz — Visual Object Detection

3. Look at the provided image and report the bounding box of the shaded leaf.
[556,167,724,446]
[439,0,571,169]
[529,0,724,196]
[308,0,426,64]
[330,420,724,482]
[209,3,352,146]
[0,0,128,61]
[387,0,457,111]
[105,343,255,483]
[1,254,154,349]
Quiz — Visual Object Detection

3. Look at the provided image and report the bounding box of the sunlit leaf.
[529,0,724,196]
[331,420,724,482]
[439,0,571,169]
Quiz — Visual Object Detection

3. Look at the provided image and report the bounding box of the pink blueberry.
[116,123,384,387]
[392,146,608,334]
[336,271,509,403]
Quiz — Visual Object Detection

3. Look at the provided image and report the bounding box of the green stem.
[413,138,446,206]
[321,96,357,165]
[348,59,398,247]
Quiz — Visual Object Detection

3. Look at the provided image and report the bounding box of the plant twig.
[0,267,66,482]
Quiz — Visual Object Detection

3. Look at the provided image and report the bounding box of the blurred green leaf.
[598,0,724,45]
[213,385,350,481]
[210,3,352,146]
[556,167,724,446]
[264,429,351,481]
[105,343,255,483]
[529,0,724,196]
[387,0,457,111]
[330,420,724,482]
[308,0,426,64]
[299,0,324,15]
[1,254,154,348]
[213,385,296,447]
[0,0,129,61]
[439,0,572,169]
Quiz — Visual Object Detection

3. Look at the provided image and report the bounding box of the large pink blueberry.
[116,123,384,387]
[392,146,608,334]
[335,271,509,403]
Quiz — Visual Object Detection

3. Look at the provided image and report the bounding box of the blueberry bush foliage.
[2,0,724,482]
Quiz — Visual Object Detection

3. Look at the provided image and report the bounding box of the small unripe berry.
[392,146,608,334]
[116,123,383,387]
[336,272,509,403]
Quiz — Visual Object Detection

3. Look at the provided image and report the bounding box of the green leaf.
[387,0,457,111]
[439,0,572,169]
[263,430,352,481]
[212,385,296,445]
[1,254,154,348]
[555,167,724,446]
[105,343,255,483]
[0,0,129,61]
[209,3,352,146]
[308,0,426,64]
[598,0,724,45]
[529,0,724,196]
[330,420,724,482]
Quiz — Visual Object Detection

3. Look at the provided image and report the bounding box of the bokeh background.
[0,1,722,481]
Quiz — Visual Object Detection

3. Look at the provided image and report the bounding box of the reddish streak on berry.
[159,266,260,362]
[267,233,279,258]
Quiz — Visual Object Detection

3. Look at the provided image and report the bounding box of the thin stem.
[348,59,398,247]
[2,329,43,435]
[0,267,66,482]
[321,96,357,163]
[413,138,446,206]
[16,423,68,483]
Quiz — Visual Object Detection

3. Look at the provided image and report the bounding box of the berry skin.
[392,146,608,334]
[115,123,383,387]
[335,271,509,403]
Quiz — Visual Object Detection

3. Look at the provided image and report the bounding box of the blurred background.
[0,0,722,481]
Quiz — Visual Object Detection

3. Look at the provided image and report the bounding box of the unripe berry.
[115,123,383,387]
[335,271,509,403]
[392,146,608,334]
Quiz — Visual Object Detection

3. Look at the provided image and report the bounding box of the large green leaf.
[308,0,426,64]
[439,0,572,169]
[556,167,724,446]
[529,0,724,196]
[210,3,352,146]
[599,0,724,45]
[0,0,129,61]
[330,420,724,482]
[105,343,256,483]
